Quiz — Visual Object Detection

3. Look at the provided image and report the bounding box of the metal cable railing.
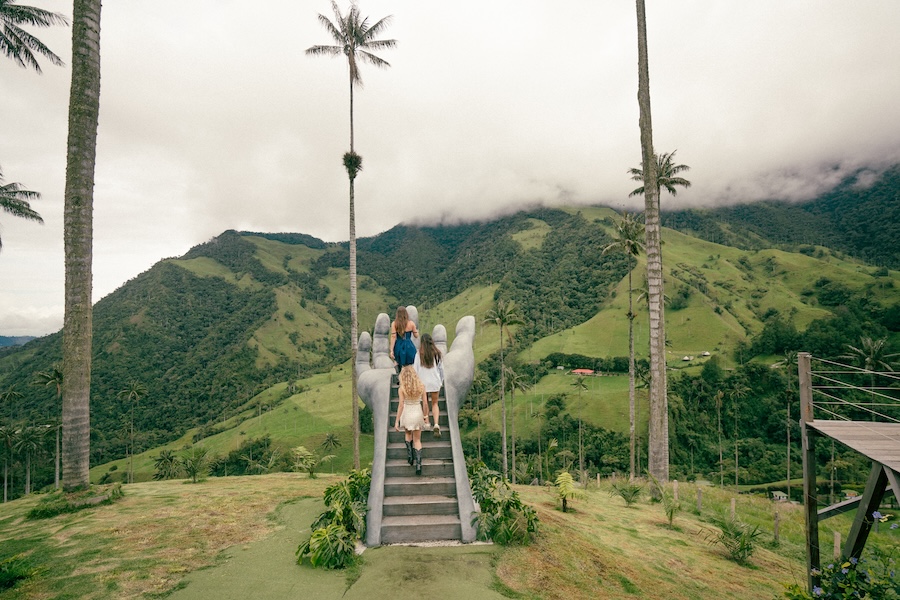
[807,356,900,424]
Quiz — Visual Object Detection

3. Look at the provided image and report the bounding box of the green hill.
[0,192,898,493]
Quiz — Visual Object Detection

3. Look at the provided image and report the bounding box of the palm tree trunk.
[511,387,516,484]
[348,76,360,470]
[628,269,636,480]
[62,0,101,492]
[500,332,508,480]
[635,0,668,484]
[3,458,7,502]
[55,426,60,490]
[25,454,31,495]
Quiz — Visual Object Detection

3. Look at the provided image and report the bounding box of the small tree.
[153,449,181,480]
[292,446,334,479]
[117,380,147,484]
[554,471,580,513]
[180,446,210,483]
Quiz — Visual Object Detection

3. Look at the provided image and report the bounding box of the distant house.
[571,368,594,375]
[701,351,711,357]
[771,491,788,502]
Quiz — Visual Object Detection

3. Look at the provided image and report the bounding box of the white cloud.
[2,0,900,335]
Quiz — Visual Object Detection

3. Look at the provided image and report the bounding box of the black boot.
[414,448,423,476]
[405,440,414,466]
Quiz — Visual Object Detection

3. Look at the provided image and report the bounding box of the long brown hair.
[394,306,409,337]
[419,333,442,368]
[399,365,424,398]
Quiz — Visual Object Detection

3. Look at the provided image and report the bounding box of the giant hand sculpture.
[357,306,477,545]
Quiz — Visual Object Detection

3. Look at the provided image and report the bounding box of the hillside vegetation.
[0,170,898,498]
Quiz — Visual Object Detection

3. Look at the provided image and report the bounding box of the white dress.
[398,389,425,431]
[414,353,444,393]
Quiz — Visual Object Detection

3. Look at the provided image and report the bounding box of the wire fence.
[808,356,900,423]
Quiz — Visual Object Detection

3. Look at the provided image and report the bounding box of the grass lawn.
[0,474,852,600]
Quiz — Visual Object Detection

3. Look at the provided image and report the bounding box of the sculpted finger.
[432,324,448,355]
[406,305,420,351]
[357,331,373,375]
[372,312,394,370]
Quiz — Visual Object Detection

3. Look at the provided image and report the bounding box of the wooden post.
[673,479,679,502]
[799,352,820,593]
[774,509,780,544]
[697,487,702,513]
[731,497,736,521]
[834,531,841,559]
[844,462,888,560]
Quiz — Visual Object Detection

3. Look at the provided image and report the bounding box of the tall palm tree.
[0,0,67,73]
[504,365,531,485]
[33,365,62,489]
[0,388,22,421]
[0,424,17,502]
[603,211,645,479]
[628,151,692,200]
[61,0,102,492]
[117,380,147,484]
[841,336,899,421]
[483,299,523,480]
[14,424,42,494]
[0,165,43,252]
[779,350,798,499]
[729,382,749,486]
[321,432,342,473]
[634,0,668,485]
[307,1,396,470]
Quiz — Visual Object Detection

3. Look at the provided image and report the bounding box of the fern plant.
[296,523,356,570]
[554,471,580,513]
[609,477,644,507]
[648,473,681,527]
[705,513,762,564]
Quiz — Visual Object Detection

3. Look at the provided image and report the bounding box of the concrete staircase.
[381,375,462,544]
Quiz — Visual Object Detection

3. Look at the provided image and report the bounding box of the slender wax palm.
[307,1,395,469]
[0,0,68,73]
[33,365,62,488]
[483,299,523,480]
[633,0,668,484]
[628,151,692,199]
[603,211,644,479]
[118,381,147,484]
[62,0,102,491]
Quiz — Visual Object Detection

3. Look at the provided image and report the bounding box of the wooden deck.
[807,421,900,472]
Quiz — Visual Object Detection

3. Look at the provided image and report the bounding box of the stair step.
[388,429,451,444]
[387,441,452,460]
[385,458,455,478]
[384,476,456,497]
[381,514,462,544]
[383,494,458,516]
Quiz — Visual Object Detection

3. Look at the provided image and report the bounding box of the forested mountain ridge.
[0,192,897,494]
[663,164,900,267]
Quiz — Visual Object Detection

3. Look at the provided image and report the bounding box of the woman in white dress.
[394,365,427,475]
[415,333,444,437]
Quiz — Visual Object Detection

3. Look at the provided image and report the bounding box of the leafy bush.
[295,523,356,570]
[297,469,371,570]
[554,471,580,513]
[705,513,762,564]
[648,473,681,527]
[153,449,182,480]
[181,446,211,483]
[783,548,900,599]
[291,446,335,479]
[468,461,539,545]
[0,554,35,590]
[609,477,644,507]
[26,484,124,520]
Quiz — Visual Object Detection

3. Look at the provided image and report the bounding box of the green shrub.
[180,446,211,483]
[705,513,762,564]
[468,461,539,545]
[296,468,371,570]
[0,554,35,590]
[296,523,356,570]
[554,471,581,513]
[782,547,900,599]
[609,477,644,507]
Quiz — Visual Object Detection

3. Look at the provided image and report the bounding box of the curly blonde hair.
[399,365,424,398]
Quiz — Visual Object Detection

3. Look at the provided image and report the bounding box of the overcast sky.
[2,1,899,336]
